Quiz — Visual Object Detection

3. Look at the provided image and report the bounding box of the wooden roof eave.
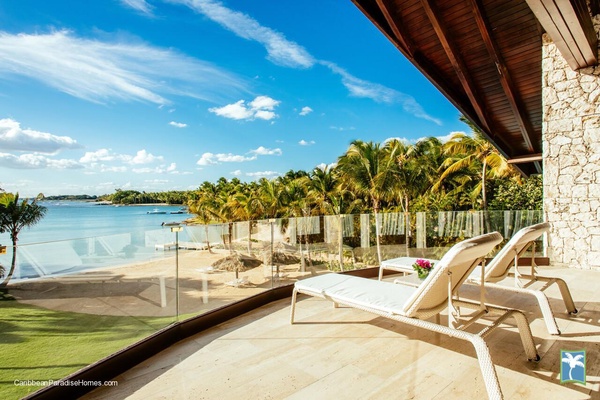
[525,0,598,69]
[469,0,542,173]
[350,0,532,175]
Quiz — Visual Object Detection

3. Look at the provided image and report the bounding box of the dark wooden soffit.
[526,0,598,70]
[351,0,554,175]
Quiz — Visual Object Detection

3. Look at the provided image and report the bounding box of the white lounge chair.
[466,222,577,335]
[290,232,539,400]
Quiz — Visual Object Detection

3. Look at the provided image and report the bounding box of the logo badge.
[560,350,586,385]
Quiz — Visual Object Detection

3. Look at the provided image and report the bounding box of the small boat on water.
[170,207,188,214]
[147,208,167,214]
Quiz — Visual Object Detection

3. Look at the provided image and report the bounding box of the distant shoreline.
[100,203,172,207]
[41,200,176,207]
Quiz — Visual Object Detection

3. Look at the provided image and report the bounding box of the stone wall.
[542,15,600,269]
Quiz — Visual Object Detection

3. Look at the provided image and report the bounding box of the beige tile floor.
[83,267,600,399]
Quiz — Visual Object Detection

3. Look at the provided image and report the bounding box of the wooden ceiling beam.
[419,0,492,134]
[526,0,597,69]
[375,0,414,57]
[507,153,543,164]
[469,0,541,172]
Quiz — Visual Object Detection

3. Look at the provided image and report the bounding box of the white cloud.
[383,137,412,145]
[246,170,280,177]
[299,106,313,116]
[254,110,276,120]
[132,163,177,174]
[196,152,256,165]
[80,149,120,163]
[249,95,279,110]
[0,152,83,169]
[197,152,218,166]
[121,0,154,15]
[100,165,128,173]
[0,30,247,105]
[298,140,315,146]
[0,118,81,154]
[315,162,337,171]
[438,131,466,142]
[80,148,163,165]
[129,149,163,165]
[217,154,255,162]
[209,95,280,121]
[176,0,314,68]
[145,179,170,184]
[249,146,281,156]
[330,126,356,131]
[321,61,442,125]
[231,169,242,176]
[169,121,187,128]
[209,100,254,120]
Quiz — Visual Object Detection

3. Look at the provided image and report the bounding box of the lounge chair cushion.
[295,273,417,315]
[482,222,550,282]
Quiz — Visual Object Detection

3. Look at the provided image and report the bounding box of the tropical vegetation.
[183,134,539,225]
[0,193,47,288]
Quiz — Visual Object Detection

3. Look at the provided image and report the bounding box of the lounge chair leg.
[290,289,298,324]
[486,283,561,335]
[554,277,577,314]
[378,267,384,281]
[468,336,503,400]
[528,289,561,335]
[508,310,540,361]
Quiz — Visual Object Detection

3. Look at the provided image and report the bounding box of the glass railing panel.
[0,237,177,400]
[0,209,547,399]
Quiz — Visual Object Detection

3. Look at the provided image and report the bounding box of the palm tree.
[257,178,284,219]
[436,117,516,211]
[281,177,312,270]
[337,140,398,264]
[0,193,47,288]
[562,352,585,381]
[227,187,262,255]
[307,165,358,270]
[188,182,221,253]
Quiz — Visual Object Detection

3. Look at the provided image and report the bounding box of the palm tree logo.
[561,350,586,384]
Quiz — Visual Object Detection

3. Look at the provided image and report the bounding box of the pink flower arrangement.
[412,258,434,279]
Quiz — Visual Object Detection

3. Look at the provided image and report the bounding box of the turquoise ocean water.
[0,202,192,279]
[0,201,190,245]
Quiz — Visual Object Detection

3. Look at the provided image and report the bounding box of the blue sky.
[0,0,466,197]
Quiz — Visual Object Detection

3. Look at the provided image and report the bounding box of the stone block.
[583,127,600,143]
[578,202,591,213]
[592,236,600,251]
[581,81,597,93]
[574,239,589,252]
[559,154,577,168]
[554,80,569,92]
[587,252,600,267]
[589,184,600,197]
[561,165,583,176]
[558,227,575,238]
[547,119,573,132]
[551,135,572,145]
[574,172,592,184]
[557,91,570,101]
[565,68,578,80]
[557,174,574,185]
[587,88,600,102]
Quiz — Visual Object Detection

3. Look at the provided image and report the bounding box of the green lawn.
[0,300,176,400]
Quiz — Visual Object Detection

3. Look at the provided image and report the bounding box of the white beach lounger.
[466,222,577,335]
[290,232,539,400]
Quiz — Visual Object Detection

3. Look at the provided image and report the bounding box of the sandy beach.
[8,246,326,318]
